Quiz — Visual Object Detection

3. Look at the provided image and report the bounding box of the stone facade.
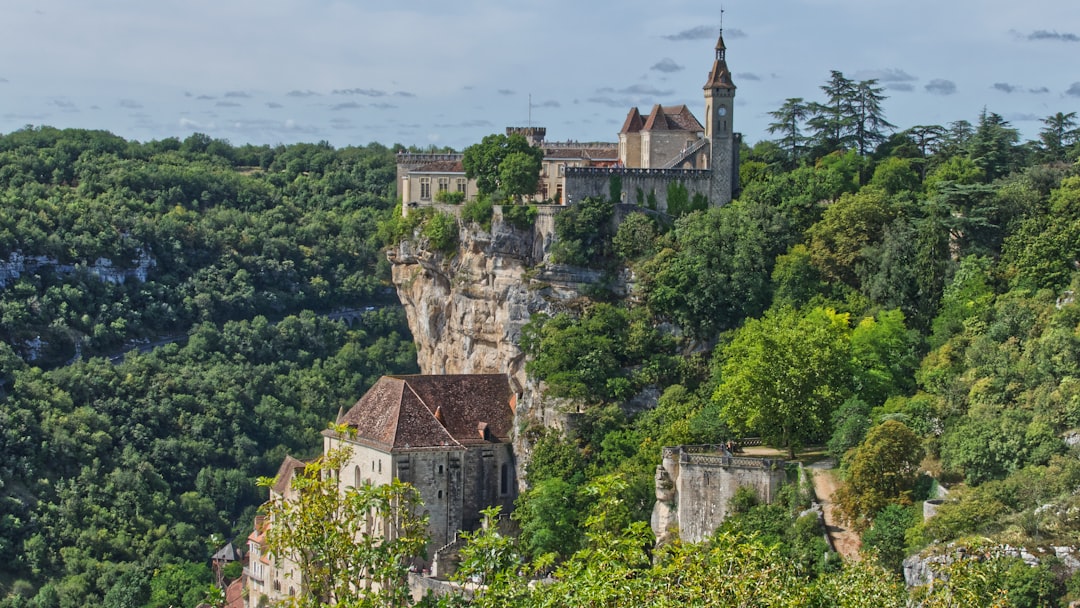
[651,445,787,545]
[398,31,740,214]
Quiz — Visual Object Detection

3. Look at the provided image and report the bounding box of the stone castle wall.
[651,445,787,545]
[564,167,711,211]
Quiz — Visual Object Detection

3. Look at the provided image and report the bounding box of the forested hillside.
[0,128,418,607]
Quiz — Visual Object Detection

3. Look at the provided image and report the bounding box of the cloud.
[886,83,915,92]
[118,99,142,109]
[651,58,683,73]
[1029,86,1050,94]
[587,96,632,108]
[925,79,956,95]
[52,99,78,111]
[498,89,515,96]
[393,91,416,98]
[331,101,363,110]
[535,99,560,108]
[853,68,917,83]
[333,88,387,96]
[179,117,214,130]
[992,82,1020,93]
[662,25,717,41]
[266,102,283,109]
[735,72,761,81]
[224,91,250,98]
[196,95,215,100]
[1006,112,1039,122]
[433,119,494,128]
[1067,82,1080,97]
[1028,30,1080,42]
[286,90,319,97]
[329,117,353,129]
[370,102,398,110]
[598,84,674,97]
[215,101,242,107]
[0,77,8,83]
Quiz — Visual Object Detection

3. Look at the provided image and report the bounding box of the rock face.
[388,206,617,455]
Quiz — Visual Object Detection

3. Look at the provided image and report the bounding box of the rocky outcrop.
[388,206,620,459]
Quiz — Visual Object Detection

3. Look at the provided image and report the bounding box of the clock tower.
[704,30,737,205]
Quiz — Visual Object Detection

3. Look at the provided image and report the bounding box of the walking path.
[808,459,861,561]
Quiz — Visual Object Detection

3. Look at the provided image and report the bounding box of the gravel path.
[808,460,861,561]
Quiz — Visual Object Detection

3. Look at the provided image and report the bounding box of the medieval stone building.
[246,374,516,605]
[396,31,740,213]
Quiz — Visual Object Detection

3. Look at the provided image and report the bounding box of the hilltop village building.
[247,374,516,605]
[397,31,740,214]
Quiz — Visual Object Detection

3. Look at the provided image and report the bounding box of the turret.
[704,29,737,205]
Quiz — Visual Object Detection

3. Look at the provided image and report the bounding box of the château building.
[396,30,740,214]
[246,374,516,605]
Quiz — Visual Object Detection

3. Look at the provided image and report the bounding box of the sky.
[2,0,1078,151]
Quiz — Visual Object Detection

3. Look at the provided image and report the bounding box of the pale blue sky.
[2,0,1078,150]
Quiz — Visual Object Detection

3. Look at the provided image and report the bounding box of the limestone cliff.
[387,206,616,437]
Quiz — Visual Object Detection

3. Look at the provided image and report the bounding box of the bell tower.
[704,26,736,205]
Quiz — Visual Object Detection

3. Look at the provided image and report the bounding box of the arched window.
[354,465,362,488]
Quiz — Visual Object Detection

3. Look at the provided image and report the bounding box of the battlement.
[566,166,711,179]
[396,152,464,166]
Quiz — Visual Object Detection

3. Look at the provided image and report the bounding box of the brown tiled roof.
[620,107,645,134]
[225,579,244,608]
[339,375,513,450]
[271,455,307,495]
[638,104,704,133]
[413,160,465,173]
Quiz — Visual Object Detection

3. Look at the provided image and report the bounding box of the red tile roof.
[338,375,513,451]
[624,104,704,134]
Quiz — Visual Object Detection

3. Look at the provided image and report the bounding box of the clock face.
[718,106,727,117]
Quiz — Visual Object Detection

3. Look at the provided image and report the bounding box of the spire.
[704,21,735,90]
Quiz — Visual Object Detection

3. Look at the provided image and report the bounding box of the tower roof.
[704,31,736,90]
[620,107,645,133]
[632,104,704,133]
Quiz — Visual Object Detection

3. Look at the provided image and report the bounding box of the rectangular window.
[557,164,565,177]
[437,177,449,193]
[420,177,431,200]
[456,178,467,194]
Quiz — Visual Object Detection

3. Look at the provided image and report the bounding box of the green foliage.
[421,211,459,254]
[869,157,921,195]
[714,306,853,455]
[835,420,922,529]
[434,189,465,204]
[148,562,211,608]
[664,181,689,216]
[827,397,872,460]
[259,445,428,607]
[860,504,917,573]
[461,133,543,199]
[550,196,614,267]
[611,212,657,261]
[500,204,537,230]
[608,174,622,204]
[460,195,494,230]
[512,478,582,561]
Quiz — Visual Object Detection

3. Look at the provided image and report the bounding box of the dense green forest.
[0,129,419,607]
[2,77,1080,607]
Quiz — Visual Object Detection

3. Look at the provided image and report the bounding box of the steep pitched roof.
[271,455,307,495]
[638,104,704,133]
[620,107,645,134]
[412,160,465,173]
[212,542,241,562]
[338,374,513,451]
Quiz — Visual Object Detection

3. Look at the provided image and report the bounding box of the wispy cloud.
[535,99,560,108]
[118,99,142,109]
[887,83,915,92]
[498,89,515,96]
[53,99,78,111]
[224,91,250,98]
[925,79,956,95]
[393,91,416,98]
[196,94,215,100]
[992,82,1020,93]
[1066,82,1080,97]
[286,90,319,98]
[598,84,674,96]
[1029,86,1049,94]
[370,102,398,110]
[651,58,683,73]
[215,101,242,107]
[331,101,363,110]
[1027,30,1080,42]
[266,102,283,109]
[853,68,917,83]
[333,88,387,96]
[735,72,760,81]
[434,119,494,128]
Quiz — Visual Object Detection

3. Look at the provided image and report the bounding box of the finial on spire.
[720,6,724,34]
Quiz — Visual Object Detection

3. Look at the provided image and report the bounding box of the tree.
[1036,111,1079,162]
[851,79,895,156]
[767,97,811,166]
[806,186,897,289]
[461,133,542,199]
[835,420,922,530]
[968,109,1022,182]
[259,444,429,607]
[713,306,853,457]
[808,71,857,155]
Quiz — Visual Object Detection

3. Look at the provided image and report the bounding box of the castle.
[396,31,740,213]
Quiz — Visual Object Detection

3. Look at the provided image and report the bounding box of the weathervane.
[720,6,724,35]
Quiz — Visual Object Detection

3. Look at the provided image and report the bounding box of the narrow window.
[438,177,449,193]
[420,177,431,200]
[500,463,510,495]
[438,464,444,475]
[354,466,362,488]
[378,459,382,474]
[456,178,467,194]
[437,489,443,499]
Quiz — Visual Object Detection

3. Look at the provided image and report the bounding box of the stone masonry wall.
[564,167,711,211]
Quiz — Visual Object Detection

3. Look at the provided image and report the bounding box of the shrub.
[501,204,537,230]
[461,196,494,230]
[434,189,465,204]
[422,211,459,253]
